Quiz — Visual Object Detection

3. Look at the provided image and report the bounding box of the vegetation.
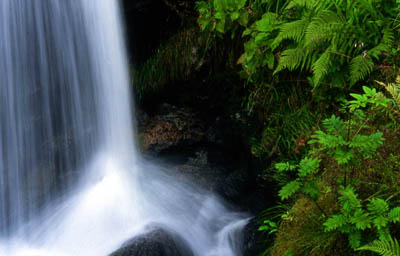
[134,0,400,254]
[133,27,204,98]
[195,0,400,254]
[357,236,400,256]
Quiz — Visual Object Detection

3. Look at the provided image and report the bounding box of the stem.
[313,200,327,217]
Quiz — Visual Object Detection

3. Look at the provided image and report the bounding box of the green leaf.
[338,185,361,212]
[324,215,348,231]
[349,231,362,249]
[256,12,279,32]
[349,56,374,86]
[350,209,371,230]
[322,115,345,133]
[312,52,331,85]
[302,181,320,201]
[367,198,389,216]
[334,147,354,165]
[357,237,400,256]
[238,10,249,26]
[216,21,225,34]
[388,207,400,223]
[279,181,301,200]
[373,216,388,229]
[237,0,247,9]
[266,52,274,69]
[230,11,240,21]
[259,220,278,234]
[275,162,296,172]
[298,157,320,177]
[255,32,268,44]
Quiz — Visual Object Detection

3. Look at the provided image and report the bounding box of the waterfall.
[0,1,248,255]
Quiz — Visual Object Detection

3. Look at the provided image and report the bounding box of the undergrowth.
[133,26,206,98]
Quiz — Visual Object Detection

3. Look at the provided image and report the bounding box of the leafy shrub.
[268,85,400,254]
[324,186,400,249]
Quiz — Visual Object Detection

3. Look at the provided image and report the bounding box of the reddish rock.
[138,105,205,153]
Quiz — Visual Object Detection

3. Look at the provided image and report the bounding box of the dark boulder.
[110,225,193,256]
[242,218,267,256]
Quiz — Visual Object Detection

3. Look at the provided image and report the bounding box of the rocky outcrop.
[136,104,270,255]
[110,224,193,256]
[242,218,265,256]
[138,104,205,154]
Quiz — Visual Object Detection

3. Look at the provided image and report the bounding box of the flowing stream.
[0,0,248,255]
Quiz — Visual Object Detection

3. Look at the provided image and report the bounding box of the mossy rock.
[270,195,352,256]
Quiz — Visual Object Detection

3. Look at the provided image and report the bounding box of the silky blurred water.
[0,0,248,255]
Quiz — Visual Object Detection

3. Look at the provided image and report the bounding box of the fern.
[298,157,320,177]
[376,80,400,119]
[286,0,324,10]
[368,199,389,216]
[272,0,395,86]
[322,115,346,133]
[349,132,384,158]
[277,157,321,201]
[369,27,395,60]
[323,186,365,249]
[388,207,400,223]
[357,237,400,256]
[349,55,374,86]
[274,48,307,73]
[323,215,348,231]
[304,10,345,46]
[349,231,363,249]
[312,52,332,85]
[272,18,310,50]
[279,181,301,200]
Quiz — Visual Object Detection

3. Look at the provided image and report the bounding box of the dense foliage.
[195,0,399,159]
[194,0,400,255]
[133,0,400,255]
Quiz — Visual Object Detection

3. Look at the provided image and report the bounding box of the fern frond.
[323,215,348,231]
[350,209,372,230]
[357,237,400,256]
[349,231,362,249]
[312,51,331,85]
[298,157,320,177]
[279,180,301,200]
[338,185,361,212]
[367,198,389,216]
[272,18,310,50]
[354,0,377,19]
[377,81,400,109]
[349,55,374,85]
[274,48,306,74]
[322,115,345,133]
[369,27,394,60]
[388,207,400,223]
[286,0,318,10]
[305,10,345,46]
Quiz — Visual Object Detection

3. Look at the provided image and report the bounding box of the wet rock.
[173,150,252,207]
[242,218,266,256]
[217,168,249,202]
[110,225,193,256]
[138,104,205,154]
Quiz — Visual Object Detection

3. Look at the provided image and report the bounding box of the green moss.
[271,195,353,256]
[133,26,207,98]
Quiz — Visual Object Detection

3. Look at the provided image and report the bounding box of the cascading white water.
[0,0,249,255]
